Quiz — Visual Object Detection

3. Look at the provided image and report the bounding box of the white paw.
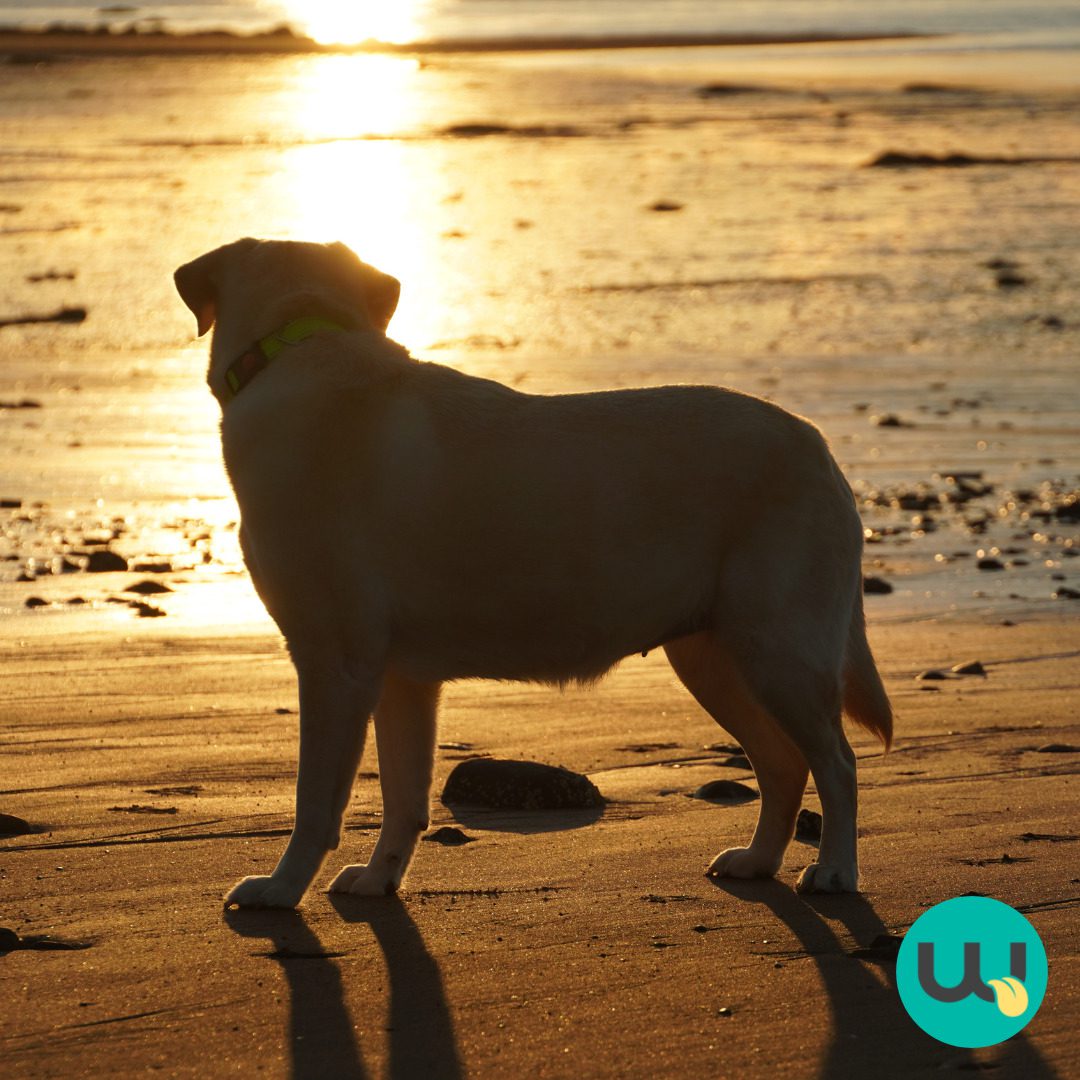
[706,846,780,880]
[795,862,859,894]
[224,874,305,909]
[328,863,399,897]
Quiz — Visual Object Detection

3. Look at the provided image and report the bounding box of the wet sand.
[1,35,1078,1079]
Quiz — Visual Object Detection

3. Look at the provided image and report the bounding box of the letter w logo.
[918,941,1027,1003]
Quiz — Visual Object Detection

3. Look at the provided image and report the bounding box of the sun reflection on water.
[283,54,445,349]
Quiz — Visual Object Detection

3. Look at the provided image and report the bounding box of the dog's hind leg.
[329,670,440,897]
[225,655,380,909]
[665,632,809,882]
[734,646,860,893]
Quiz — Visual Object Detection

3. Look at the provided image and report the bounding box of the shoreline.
[0,27,934,58]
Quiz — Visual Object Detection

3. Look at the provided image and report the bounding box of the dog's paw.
[224,875,305,909]
[795,862,859,894]
[706,846,780,881]
[328,863,399,897]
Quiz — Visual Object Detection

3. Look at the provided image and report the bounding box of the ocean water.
[2,0,1080,47]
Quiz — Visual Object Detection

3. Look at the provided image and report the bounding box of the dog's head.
[174,238,401,339]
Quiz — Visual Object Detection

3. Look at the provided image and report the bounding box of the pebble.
[124,579,173,595]
[441,759,605,810]
[1036,743,1078,753]
[863,576,894,594]
[85,549,127,573]
[718,754,752,770]
[951,660,987,676]
[131,601,166,618]
[648,200,684,212]
[795,808,822,842]
[917,669,949,681]
[690,779,758,804]
[1053,587,1080,600]
[977,557,1005,571]
[422,826,476,846]
[24,596,48,608]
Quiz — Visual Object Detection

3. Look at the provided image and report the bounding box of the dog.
[174,238,893,908]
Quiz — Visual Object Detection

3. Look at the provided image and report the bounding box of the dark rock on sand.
[849,933,903,962]
[85,549,127,572]
[0,812,34,836]
[795,808,822,843]
[952,660,987,676]
[1053,587,1080,600]
[124,579,173,595]
[24,596,48,608]
[696,83,768,97]
[107,804,178,814]
[917,669,949,681]
[691,779,758,804]
[718,754,752,770]
[441,759,605,810]
[863,576,894,594]
[130,601,166,617]
[1,497,21,508]
[648,200,684,212]
[977,557,1005,571]
[132,560,173,573]
[1036,743,1078,753]
[422,826,476,845]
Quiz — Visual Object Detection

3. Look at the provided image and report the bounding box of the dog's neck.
[207,290,368,406]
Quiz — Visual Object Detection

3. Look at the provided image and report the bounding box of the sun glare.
[283,55,445,349]
[282,0,429,46]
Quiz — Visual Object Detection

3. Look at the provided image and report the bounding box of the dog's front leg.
[329,670,439,897]
[225,658,380,909]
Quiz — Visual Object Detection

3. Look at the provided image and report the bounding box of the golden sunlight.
[283,0,429,46]
[282,55,446,350]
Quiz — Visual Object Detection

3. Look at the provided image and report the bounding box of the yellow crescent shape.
[987,976,1029,1018]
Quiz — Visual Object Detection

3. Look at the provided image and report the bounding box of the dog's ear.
[330,242,401,332]
[174,239,257,337]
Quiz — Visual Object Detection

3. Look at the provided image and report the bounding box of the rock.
[917,669,949,681]
[0,927,22,951]
[951,660,987,676]
[130,601,166,618]
[648,200,684,212]
[795,808,822,842]
[107,804,178,815]
[1053,586,1080,600]
[1035,743,1078,753]
[863,576,894,594]
[871,413,910,428]
[0,497,21,508]
[690,779,758,804]
[422,826,475,845]
[441,759,604,810]
[24,596,48,608]
[124,579,173,595]
[696,83,766,97]
[0,813,34,836]
[132,560,172,573]
[718,754,751,770]
[85,549,127,572]
[849,933,903,962]
[977,557,1005,571]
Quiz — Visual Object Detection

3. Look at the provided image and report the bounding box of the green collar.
[223,316,345,401]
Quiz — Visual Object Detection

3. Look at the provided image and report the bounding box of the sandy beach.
[1,27,1078,1079]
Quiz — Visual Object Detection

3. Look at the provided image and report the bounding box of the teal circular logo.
[897,896,1047,1048]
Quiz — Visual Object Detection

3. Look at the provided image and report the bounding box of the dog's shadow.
[225,897,462,1080]
[709,879,1060,1078]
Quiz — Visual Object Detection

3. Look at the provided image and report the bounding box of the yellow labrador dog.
[175,238,892,908]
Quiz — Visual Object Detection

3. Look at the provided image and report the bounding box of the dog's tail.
[843,595,893,751]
